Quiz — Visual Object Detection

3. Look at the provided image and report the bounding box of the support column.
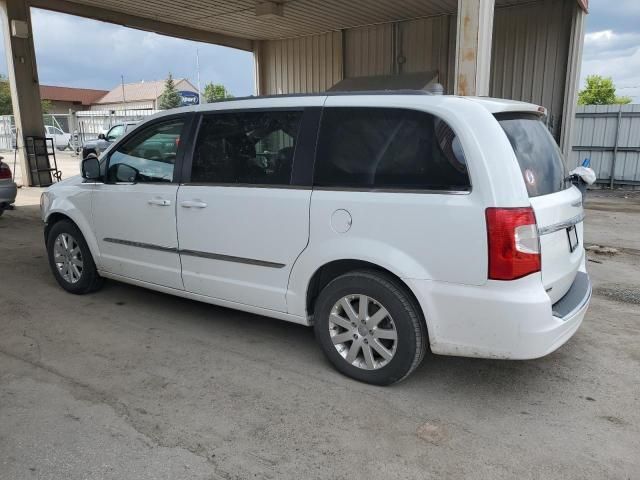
[454,0,495,96]
[0,0,45,186]
[252,40,264,96]
[560,3,586,160]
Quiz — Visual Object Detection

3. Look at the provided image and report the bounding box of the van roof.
[155,91,543,117]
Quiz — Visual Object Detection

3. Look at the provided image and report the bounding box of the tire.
[46,219,104,294]
[313,270,427,385]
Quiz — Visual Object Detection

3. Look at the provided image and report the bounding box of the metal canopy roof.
[35,0,547,50]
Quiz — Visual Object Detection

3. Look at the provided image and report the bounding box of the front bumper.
[0,181,17,206]
[405,270,591,360]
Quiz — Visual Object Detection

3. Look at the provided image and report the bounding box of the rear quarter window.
[496,113,567,197]
[314,107,470,191]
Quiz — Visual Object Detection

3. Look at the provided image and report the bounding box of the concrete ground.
[0,169,639,479]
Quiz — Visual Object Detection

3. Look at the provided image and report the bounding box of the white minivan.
[41,92,591,385]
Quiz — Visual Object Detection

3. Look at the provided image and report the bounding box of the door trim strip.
[179,249,285,268]
[104,238,178,253]
[103,238,285,269]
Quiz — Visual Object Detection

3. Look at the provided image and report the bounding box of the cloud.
[581,28,640,101]
[0,8,254,96]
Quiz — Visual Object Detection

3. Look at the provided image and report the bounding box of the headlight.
[40,192,49,220]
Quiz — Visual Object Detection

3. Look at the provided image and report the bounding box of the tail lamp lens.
[0,163,11,180]
[486,207,541,280]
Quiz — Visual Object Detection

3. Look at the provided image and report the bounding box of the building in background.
[91,79,199,111]
[39,85,108,114]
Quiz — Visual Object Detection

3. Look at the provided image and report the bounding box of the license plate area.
[567,225,579,252]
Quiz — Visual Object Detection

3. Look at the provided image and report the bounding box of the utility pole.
[120,75,127,111]
[196,49,203,104]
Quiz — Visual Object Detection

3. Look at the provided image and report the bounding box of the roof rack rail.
[202,89,440,104]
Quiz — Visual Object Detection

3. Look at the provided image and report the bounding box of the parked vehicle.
[0,157,17,216]
[81,121,138,159]
[10,126,72,151]
[45,126,72,151]
[40,93,591,385]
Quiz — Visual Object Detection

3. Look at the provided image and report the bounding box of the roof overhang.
[26,0,575,51]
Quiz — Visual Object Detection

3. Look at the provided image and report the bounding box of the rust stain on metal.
[457,74,469,96]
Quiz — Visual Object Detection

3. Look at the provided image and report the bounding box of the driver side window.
[107,125,125,141]
[191,110,302,185]
[107,119,184,184]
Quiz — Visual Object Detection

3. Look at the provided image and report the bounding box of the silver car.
[0,157,17,216]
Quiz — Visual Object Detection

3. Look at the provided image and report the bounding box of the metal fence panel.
[75,109,159,144]
[571,104,640,187]
[0,109,160,153]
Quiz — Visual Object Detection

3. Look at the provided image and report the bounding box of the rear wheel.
[47,220,103,294]
[313,270,427,385]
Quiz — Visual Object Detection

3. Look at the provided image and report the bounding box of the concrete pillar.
[560,3,586,160]
[454,0,495,96]
[0,0,45,186]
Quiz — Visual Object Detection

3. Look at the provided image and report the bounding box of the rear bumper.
[0,181,17,205]
[405,270,591,360]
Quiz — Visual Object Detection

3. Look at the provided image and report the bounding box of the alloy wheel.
[328,294,398,370]
[53,233,84,284]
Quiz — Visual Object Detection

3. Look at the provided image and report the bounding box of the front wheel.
[313,270,427,385]
[46,220,103,294]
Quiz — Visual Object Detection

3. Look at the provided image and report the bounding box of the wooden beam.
[454,0,495,96]
[28,0,253,51]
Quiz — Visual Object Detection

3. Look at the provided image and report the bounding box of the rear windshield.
[496,113,567,197]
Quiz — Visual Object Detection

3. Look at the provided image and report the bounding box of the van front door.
[177,107,319,313]
[92,117,188,290]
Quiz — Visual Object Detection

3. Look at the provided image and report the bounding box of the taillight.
[0,162,11,180]
[486,207,540,280]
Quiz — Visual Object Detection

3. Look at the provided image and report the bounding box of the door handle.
[148,198,171,206]
[180,200,208,209]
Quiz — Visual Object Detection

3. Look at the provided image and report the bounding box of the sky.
[581,0,640,102]
[0,8,255,96]
[0,0,638,101]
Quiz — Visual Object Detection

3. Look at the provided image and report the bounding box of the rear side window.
[314,108,470,191]
[191,110,302,185]
[497,113,567,197]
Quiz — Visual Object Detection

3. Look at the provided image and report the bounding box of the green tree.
[41,99,52,114]
[202,82,233,103]
[0,75,58,115]
[158,73,182,110]
[0,76,12,115]
[578,75,632,105]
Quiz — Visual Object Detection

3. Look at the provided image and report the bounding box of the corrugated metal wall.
[571,105,640,185]
[257,31,343,95]
[490,0,573,140]
[344,23,395,78]
[400,15,455,93]
[256,1,574,141]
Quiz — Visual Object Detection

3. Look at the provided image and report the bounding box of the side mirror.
[98,133,106,140]
[81,154,100,180]
[112,163,139,183]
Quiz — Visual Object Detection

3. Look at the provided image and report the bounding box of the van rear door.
[497,113,584,303]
